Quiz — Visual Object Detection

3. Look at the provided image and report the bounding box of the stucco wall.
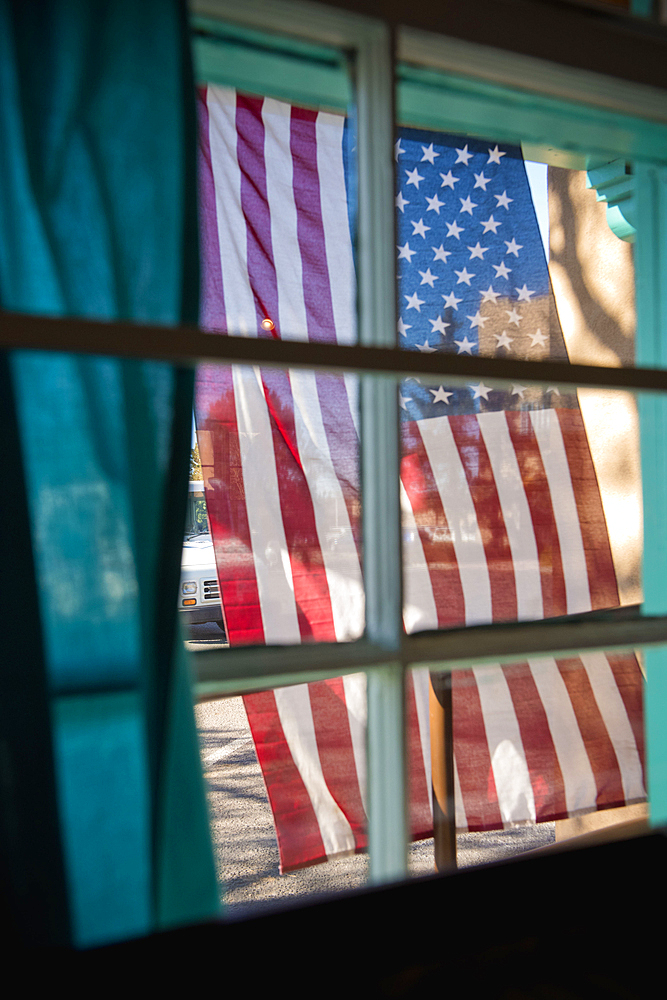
[548,166,642,606]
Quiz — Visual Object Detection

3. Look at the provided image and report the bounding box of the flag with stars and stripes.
[195,87,645,873]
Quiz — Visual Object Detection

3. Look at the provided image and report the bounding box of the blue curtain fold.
[0,0,218,947]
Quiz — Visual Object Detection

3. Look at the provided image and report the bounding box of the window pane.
[414,647,646,871]
[194,364,363,645]
[401,376,642,632]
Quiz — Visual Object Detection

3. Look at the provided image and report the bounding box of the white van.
[179,482,226,637]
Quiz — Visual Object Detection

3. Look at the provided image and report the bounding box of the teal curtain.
[0,0,218,947]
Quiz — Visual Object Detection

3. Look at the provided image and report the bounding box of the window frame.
[4,0,667,884]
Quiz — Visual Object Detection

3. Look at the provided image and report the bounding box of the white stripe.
[530,409,592,613]
[316,111,356,346]
[263,102,364,641]
[207,87,257,336]
[263,98,308,341]
[401,481,439,633]
[473,665,536,823]
[528,657,598,813]
[580,653,646,801]
[315,111,359,429]
[232,366,300,643]
[477,411,543,621]
[275,685,356,857]
[453,757,468,832]
[418,416,493,625]
[289,369,364,641]
[342,673,368,815]
[411,667,433,819]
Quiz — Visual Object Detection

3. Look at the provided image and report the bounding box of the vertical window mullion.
[356,22,408,883]
[636,162,667,826]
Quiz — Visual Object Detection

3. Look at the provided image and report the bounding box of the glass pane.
[194,365,362,645]
[401,375,642,632]
[410,646,646,871]
[192,22,363,645]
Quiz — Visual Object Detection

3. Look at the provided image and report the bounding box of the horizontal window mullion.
[4,312,667,393]
[406,611,667,670]
[190,608,667,693]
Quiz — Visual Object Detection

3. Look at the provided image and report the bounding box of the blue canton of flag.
[396,129,573,420]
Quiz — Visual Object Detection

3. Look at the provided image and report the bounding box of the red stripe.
[607,652,645,777]
[290,107,338,345]
[197,89,226,334]
[557,657,626,809]
[313,372,362,559]
[401,422,466,628]
[556,408,620,611]
[236,95,281,334]
[243,690,327,872]
[502,662,569,821]
[406,672,433,841]
[449,414,518,622]
[505,410,568,618]
[308,678,367,848]
[262,368,337,642]
[452,668,503,831]
[195,364,264,645]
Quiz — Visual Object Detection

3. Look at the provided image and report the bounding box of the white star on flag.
[467,311,488,329]
[471,382,492,399]
[429,316,450,335]
[495,190,513,209]
[396,191,409,212]
[416,340,436,353]
[446,220,464,239]
[421,143,439,163]
[494,331,513,350]
[399,393,411,409]
[455,267,475,285]
[405,292,425,311]
[468,242,488,260]
[473,172,490,190]
[480,285,501,304]
[493,261,512,280]
[455,336,475,354]
[426,193,445,214]
[419,268,438,287]
[440,170,460,189]
[397,317,411,336]
[505,238,523,256]
[530,328,548,347]
[459,195,478,215]
[394,138,405,160]
[432,245,451,263]
[480,215,501,234]
[511,384,528,398]
[397,242,416,262]
[487,145,506,164]
[455,144,473,165]
[406,166,425,188]
[442,291,462,310]
[411,218,431,238]
[516,284,535,301]
[506,307,522,325]
[429,386,453,404]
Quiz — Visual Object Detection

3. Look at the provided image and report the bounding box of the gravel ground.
[195,695,555,920]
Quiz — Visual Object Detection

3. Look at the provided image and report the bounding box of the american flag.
[195,85,645,872]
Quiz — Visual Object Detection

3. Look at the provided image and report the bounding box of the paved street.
[194,680,555,920]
